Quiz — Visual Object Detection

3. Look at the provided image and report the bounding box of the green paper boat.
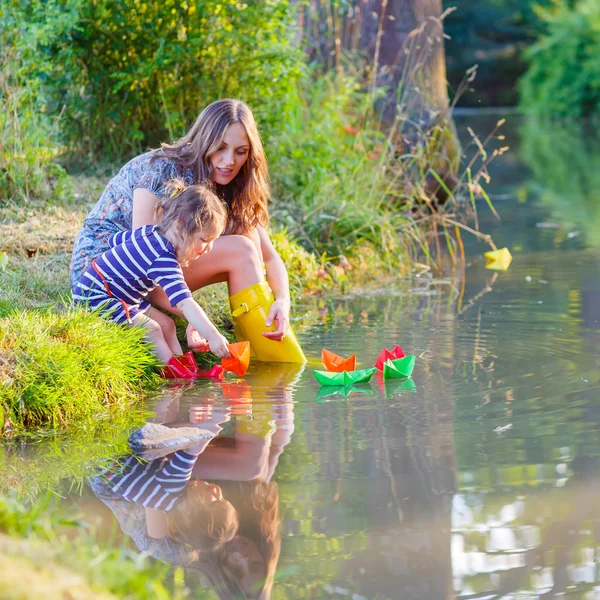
[314,367,376,385]
[316,384,375,402]
[382,355,415,380]
[383,378,417,398]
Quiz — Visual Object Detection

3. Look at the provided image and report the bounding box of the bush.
[7,0,303,162]
[519,0,600,120]
[0,46,72,204]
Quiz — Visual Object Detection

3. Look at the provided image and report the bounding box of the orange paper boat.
[222,341,251,376]
[375,345,405,371]
[321,348,357,373]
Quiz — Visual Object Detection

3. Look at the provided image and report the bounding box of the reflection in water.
[520,120,600,248]
[91,364,302,599]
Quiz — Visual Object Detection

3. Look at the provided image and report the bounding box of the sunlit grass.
[0,306,160,430]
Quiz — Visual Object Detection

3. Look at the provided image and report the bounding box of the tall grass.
[0,306,159,429]
[0,47,71,204]
[269,61,504,278]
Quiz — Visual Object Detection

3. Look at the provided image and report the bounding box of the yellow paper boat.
[484,247,512,271]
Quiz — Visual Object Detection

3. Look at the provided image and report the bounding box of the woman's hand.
[186,323,210,352]
[262,298,290,341]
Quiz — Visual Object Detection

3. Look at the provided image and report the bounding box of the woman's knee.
[222,235,262,269]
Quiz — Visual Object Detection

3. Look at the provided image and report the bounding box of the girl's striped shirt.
[102,450,199,511]
[73,225,192,322]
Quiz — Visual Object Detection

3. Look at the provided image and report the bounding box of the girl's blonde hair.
[157,99,270,236]
[155,179,227,260]
[167,479,239,552]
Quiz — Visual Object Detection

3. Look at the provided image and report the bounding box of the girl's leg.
[131,313,173,364]
[145,308,183,355]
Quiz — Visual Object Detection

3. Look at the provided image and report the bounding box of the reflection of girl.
[92,437,238,563]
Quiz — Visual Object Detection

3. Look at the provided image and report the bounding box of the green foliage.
[7,0,303,161]
[519,0,600,120]
[0,306,159,429]
[268,71,404,262]
[270,228,321,296]
[0,45,72,204]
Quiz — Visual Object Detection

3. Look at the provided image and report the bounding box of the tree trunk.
[360,0,450,126]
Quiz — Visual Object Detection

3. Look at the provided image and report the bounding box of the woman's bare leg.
[183,234,264,294]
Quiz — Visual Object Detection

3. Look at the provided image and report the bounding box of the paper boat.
[222,341,250,376]
[375,345,405,371]
[314,367,376,385]
[315,384,375,401]
[321,348,357,372]
[484,247,512,271]
[382,356,415,380]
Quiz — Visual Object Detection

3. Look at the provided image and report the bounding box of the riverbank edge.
[0,194,427,433]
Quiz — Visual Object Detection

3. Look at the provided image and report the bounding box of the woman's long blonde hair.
[158,99,270,235]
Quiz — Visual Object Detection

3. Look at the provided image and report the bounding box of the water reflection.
[90,364,301,599]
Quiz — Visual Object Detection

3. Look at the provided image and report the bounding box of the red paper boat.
[375,345,405,371]
[222,341,250,376]
[321,348,357,372]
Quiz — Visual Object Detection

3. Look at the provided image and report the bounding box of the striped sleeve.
[147,257,192,307]
[154,451,199,493]
[108,230,132,248]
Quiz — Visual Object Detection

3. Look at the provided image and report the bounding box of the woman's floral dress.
[70,151,194,289]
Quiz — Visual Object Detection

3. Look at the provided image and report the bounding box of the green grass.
[0,306,160,429]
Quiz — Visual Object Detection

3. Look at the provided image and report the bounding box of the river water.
[5,116,600,599]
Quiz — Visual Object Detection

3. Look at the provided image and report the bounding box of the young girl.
[73,180,230,378]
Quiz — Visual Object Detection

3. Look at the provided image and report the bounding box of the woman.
[70,99,305,362]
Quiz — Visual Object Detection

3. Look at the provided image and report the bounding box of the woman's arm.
[132,188,183,316]
[257,226,291,341]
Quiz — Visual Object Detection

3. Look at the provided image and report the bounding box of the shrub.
[7,0,303,161]
[0,46,71,204]
[519,0,600,120]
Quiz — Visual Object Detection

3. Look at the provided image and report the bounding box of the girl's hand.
[206,332,231,359]
[262,299,290,341]
[186,324,210,352]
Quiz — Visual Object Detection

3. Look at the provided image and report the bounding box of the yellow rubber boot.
[229,281,306,363]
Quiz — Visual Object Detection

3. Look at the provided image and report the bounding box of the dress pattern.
[70,151,194,289]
